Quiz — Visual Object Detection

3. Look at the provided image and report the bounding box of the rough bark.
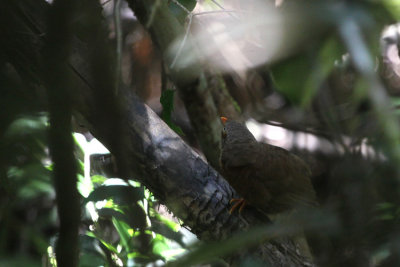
[0,0,313,265]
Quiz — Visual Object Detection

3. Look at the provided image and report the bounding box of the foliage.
[0,116,189,266]
[160,89,184,135]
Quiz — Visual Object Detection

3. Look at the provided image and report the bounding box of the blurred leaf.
[87,231,120,254]
[3,115,48,164]
[303,37,344,105]
[374,202,400,221]
[271,37,343,106]
[4,115,47,139]
[0,257,41,267]
[84,185,144,205]
[7,164,53,199]
[166,214,338,267]
[271,52,314,105]
[154,213,180,232]
[91,175,108,185]
[79,253,105,267]
[77,173,92,198]
[168,0,197,24]
[73,134,85,163]
[112,217,132,252]
[150,219,185,247]
[382,0,400,20]
[79,235,106,267]
[99,206,147,230]
[152,235,170,257]
[375,202,396,211]
[77,159,85,176]
[160,89,184,135]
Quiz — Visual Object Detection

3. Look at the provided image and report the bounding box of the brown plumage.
[220,118,316,213]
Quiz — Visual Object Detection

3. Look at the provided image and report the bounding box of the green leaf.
[99,206,147,230]
[152,236,170,257]
[112,217,132,252]
[90,175,107,185]
[271,37,343,107]
[154,213,180,232]
[382,0,400,20]
[160,89,184,135]
[7,164,53,199]
[150,219,185,247]
[4,115,47,139]
[84,185,144,205]
[271,52,313,105]
[160,90,175,122]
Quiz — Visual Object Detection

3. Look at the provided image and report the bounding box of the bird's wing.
[220,142,258,168]
[254,144,317,207]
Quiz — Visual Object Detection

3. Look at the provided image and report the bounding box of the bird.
[219,117,316,214]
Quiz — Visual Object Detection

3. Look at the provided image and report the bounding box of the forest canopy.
[2,0,400,266]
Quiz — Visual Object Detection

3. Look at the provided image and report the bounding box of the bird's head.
[220,117,256,147]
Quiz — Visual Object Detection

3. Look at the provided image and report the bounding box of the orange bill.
[220,116,228,125]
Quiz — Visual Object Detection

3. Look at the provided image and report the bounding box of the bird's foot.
[229,198,247,214]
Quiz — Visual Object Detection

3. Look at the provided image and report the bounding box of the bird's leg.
[229,198,247,214]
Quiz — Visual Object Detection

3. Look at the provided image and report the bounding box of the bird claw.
[229,198,247,214]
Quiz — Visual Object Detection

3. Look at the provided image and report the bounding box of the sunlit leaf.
[152,235,170,257]
[112,217,132,252]
[150,219,185,247]
[154,213,180,232]
[382,0,400,20]
[91,175,107,185]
